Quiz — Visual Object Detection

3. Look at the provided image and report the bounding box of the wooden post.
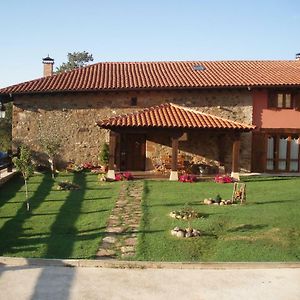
[171,137,178,171]
[107,130,116,180]
[218,134,226,174]
[170,135,179,181]
[218,134,225,165]
[231,133,241,180]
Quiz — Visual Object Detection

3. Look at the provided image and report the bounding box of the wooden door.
[120,134,146,171]
[251,132,266,172]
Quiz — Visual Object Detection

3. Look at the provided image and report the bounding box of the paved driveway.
[0,264,299,300]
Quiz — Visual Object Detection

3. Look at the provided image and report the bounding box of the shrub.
[99,143,109,166]
[115,172,133,181]
[179,174,197,183]
[214,174,234,183]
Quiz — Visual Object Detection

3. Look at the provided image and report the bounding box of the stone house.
[0,57,300,179]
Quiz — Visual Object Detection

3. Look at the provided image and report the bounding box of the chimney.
[42,55,54,76]
[296,53,300,60]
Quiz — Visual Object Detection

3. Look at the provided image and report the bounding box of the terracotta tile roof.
[1,60,300,95]
[97,103,255,131]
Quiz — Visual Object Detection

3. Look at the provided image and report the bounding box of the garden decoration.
[232,182,246,203]
[169,207,202,220]
[171,226,201,238]
[203,194,233,205]
[170,206,202,238]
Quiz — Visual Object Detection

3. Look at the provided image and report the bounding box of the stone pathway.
[96,180,144,259]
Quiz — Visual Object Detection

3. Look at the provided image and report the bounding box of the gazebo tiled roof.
[97,103,255,131]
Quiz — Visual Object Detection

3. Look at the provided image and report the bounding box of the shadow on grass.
[254,199,298,205]
[227,224,268,232]
[201,232,218,238]
[241,176,299,183]
[45,172,86,259]
[0,173,54,255]
[0,175,24,209]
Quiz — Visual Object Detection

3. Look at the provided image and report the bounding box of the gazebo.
[97,103,255,180]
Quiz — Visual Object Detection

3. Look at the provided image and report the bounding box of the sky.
[0,0,299,87]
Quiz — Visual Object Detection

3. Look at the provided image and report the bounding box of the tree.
[99,143,109,166]
[12,145,34,211]
[56,51,94,73]
[37,119,63,179]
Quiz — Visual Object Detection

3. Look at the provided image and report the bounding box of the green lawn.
[0,172,120,259]
[136,177,300,262]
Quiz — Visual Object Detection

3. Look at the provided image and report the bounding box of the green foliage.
[214,194,222,203]
[99,143,109,165]
[37,118,65,177]
[56,51,94,73]
[12,145,34,180]
[38,131,61,158]
[0,102,12,151]
[12,145,34,210]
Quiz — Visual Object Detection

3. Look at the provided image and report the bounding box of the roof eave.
[2,83,300,97]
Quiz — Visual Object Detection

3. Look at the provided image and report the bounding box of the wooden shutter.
[294,93,300,111]
[267,91,277,108]
[251,132,266,172]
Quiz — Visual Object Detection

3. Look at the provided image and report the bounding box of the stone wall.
[12,89,253,171]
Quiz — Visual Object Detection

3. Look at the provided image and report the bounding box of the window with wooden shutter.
[294,93,300,111]
[268,91,293,109]
[268,92,276,108]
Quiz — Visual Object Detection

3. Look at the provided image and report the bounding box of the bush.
[99,143,109,166]
[214,175,234,183]
[115,172,133,181]
[179,174,197,183]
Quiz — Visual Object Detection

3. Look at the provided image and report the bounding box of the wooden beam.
[218,134,225,166]
[108,130,117,170]
[232,133,241,173]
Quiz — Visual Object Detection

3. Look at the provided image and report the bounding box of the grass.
[0,172,120,259]
[136,177,300,262]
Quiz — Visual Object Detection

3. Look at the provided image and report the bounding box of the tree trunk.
[24,178,30,211]
[49,157,55,179]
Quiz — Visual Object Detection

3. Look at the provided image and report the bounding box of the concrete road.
[0,264,299,300]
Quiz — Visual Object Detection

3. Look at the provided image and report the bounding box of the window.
[268,92,293,108]
[266,133,300,172]
[130,97,137,106]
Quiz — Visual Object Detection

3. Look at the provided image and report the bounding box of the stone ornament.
[171,227,201,238]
